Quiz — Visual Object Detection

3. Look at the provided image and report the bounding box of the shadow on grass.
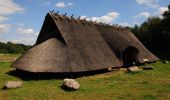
[6,68,119,81]
[60,85,78,92]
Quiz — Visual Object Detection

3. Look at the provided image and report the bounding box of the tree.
[163,5,170,18]
[131,25,139,37]
[130,4,170,52]
[0,41,32,54]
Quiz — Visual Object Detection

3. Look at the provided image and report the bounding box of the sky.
[0,0,169,45]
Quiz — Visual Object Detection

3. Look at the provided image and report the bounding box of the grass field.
[0,54,20,62]
[0,54,170,100]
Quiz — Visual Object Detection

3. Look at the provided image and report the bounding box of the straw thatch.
[11,12,159,72]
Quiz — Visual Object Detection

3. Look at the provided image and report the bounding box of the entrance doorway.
[122,46,139,67]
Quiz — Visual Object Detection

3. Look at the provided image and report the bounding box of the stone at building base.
[62,79,80,90]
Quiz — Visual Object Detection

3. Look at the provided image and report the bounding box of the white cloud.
[55,2,74,8]
[35,32,39,35]
[136,0,159,8]
[0,16,8,22]
[11,37,36,45]
[133,7,168,19]
[139,12,151,17]
[151,7,169,18]
[134,11,151,18]
[119,22,132,27]
[158,7,168,14]
[80,16,87,19]
[55,2,66,8]
[68,2,74,6]
[0,0,25,15]
[0,24,11,33]
[80,11,120,23]
[18,23,24,27]
[16,27,38,35]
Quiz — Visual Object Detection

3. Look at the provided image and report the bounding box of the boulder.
[63,79,80,90]
[3,81,22,89]
[143,66,154,70]
[128,66,140,72]
[107,68,112,71]
[162,60,169,64]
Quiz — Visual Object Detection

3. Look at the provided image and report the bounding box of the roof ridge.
[48,11,128,31]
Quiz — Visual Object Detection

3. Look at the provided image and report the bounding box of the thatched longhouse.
[11,12,159,72]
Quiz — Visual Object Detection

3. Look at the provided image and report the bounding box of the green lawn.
[0,56,170,100]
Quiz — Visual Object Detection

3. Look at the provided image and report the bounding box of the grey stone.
[162,60,169,64]
[143,66,154,70]
[107,68,112,71]
[128,66,140,72]
[63,79,80,90]
[4,81,22,89]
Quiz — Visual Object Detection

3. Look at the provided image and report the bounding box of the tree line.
[0,42,31,54]
[129,4,170,54]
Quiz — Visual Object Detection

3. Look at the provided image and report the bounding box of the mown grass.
[0,55,170,100]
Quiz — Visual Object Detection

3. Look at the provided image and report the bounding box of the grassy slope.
[0,54,21,62]
[0,58,170,100]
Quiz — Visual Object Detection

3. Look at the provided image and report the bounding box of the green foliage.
[163,5,170,18]
[131,4,170,52]
[0,42,32,54]
[131,25,139,35]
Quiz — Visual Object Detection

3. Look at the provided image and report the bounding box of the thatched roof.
[11,12,159,72]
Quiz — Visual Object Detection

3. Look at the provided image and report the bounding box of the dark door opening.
[122,46,139,67]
